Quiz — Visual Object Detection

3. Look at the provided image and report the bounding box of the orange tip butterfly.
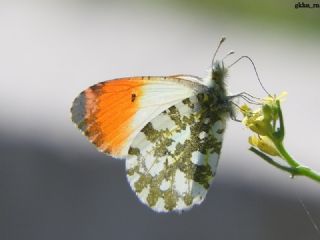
[71,37,237,212]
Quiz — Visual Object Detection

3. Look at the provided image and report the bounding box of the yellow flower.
[262,91,287,105]
[240,92,287,138]
[262,92,287,117]
[249,135,280,156]
[241,105,273,137]
[239,104,251,115]
[240,92,288,156]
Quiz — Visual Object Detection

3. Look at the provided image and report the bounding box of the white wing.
[71,76,206,158]
[126,95,227,212]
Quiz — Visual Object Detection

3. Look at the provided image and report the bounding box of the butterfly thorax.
[202,61,233,119]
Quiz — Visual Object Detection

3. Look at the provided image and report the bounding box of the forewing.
[71,76,205,158]
[126,95,226,212]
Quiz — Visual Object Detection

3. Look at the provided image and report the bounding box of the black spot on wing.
[131,93,136,102]
[71,91,87,131]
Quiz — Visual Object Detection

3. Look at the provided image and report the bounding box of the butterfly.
[71,38,236,212]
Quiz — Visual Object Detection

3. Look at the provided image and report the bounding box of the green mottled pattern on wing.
[126,93,227,212]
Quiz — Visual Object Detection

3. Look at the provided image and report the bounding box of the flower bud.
[249,135,280,156]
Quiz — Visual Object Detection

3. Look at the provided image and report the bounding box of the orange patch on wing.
[84,78,146,155]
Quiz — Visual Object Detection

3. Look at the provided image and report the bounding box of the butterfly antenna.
[222,50,235,63]
[211,37,226,68]
[228,55,272,97]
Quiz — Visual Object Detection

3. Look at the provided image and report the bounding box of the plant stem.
[249,147,299,175]
[276,100,285,142]
[294,166,320,182]
[274,141,299,168]
[270,141,320,182]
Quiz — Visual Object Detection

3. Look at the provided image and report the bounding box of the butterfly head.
[205,37,232,94]
[212,60,228,83]
[206,60,228,96]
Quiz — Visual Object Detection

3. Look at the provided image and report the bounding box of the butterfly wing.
[126,95,227,212]
[71,76,206,158]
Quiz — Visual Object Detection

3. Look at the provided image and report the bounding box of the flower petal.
[249,135,279,156]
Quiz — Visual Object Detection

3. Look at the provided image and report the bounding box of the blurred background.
[1,0,320,239]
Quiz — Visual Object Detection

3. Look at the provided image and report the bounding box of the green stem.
[273,141,320,182]
[249,147,299,175]
[276,100,285,142]
[274,141,299,168]
[294,166,320,183]
[273,101,320,182]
